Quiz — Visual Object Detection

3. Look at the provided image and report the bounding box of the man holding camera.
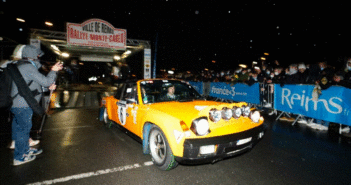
[10,45,63,166]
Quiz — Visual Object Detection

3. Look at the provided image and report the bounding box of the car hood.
[147,100,247,124]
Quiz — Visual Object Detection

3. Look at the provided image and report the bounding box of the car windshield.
[140,80,204,104]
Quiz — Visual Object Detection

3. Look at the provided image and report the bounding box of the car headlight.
[250,111,261,123]
[232,106,242,119]
[242,106,251,117]
[222,107,232,120]
[209,109,222,122]
[191,117,210,136]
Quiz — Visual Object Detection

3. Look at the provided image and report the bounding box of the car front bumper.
[175,124,265,164]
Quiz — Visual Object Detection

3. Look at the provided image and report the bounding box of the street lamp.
[114,55,121,60]
[61,52,69,58]
[45,21,53,26]
[16,18,25,22]
[239,64,247,68]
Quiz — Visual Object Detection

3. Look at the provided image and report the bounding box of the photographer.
[10,45,63,166]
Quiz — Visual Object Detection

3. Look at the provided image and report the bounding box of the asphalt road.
[1,89,351,185]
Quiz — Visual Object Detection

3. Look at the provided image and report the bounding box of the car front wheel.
[149,125,178,170]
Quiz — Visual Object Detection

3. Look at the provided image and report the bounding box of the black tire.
[148,125,178,170]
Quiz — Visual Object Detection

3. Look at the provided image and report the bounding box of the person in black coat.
[316,61,335,90]
[271,67,284,85]
[344,58,351,83]
[332,71,351,89]
[297,63,309,84]
[285,64,301,84]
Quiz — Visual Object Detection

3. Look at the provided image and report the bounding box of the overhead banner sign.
[67,19,127,50]
[274,84,351,126]
[209,82,260,104]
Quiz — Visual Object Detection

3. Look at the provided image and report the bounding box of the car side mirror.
[126,98,136,104]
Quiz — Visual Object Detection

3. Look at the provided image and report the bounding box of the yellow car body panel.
[102,79,264,158]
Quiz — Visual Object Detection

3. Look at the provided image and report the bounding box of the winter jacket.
[10,59,57,108]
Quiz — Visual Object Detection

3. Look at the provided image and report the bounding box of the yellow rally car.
[100,79,265,170]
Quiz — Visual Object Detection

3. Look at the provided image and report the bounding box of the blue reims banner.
[208,82,260,104]
[189,81,351,126]
[274,84,351,126]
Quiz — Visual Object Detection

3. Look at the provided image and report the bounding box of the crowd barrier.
[189,81,351,127]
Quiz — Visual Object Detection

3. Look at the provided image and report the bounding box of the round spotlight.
[232,106,242,119]
[222,107,233,120]
[242,106,251,117]
[209,108,221,122]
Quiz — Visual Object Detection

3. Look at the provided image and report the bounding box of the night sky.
[1,0,350,72]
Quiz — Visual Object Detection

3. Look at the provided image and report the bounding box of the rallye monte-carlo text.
[100,79,265,170]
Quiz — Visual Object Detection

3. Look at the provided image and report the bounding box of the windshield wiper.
[179,98,194,102]
[179,96,205,102]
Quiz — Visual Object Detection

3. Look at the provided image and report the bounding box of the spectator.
[266,70,277,115]
[247,72,259,85]
[261,64,268,76]
[266,70,274,84]
[297,63,309,84]
[344,58,351,83]
[11,45,63,165]
[294,63,311,123]
[285,64,300,84]
[332,71,351,88]
[316,61,334,90]
[237,68,249,83]
[307,62,335,130]
[272,60,281,69]
[253,66,265,83]
[272,67,284,84]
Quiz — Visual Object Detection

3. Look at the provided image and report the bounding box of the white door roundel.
[118,106,127,126]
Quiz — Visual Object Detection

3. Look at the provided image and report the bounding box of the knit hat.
[22,45,44,59]
[12,44,26,60]
[298,63,306,69]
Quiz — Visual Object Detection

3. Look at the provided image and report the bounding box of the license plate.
[237,137,252,145]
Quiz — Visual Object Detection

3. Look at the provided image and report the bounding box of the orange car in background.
[100,79,265,170]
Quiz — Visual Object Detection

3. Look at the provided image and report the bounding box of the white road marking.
[27,161,154,185]
[144,161,154,166]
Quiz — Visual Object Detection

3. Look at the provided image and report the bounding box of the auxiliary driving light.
[222,107,233,120]
[209,109,222,123]
[242,106,251,117]
[232,106,242,119]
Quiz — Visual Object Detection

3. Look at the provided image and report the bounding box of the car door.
[109,83,125,123]
[117,82,139,133]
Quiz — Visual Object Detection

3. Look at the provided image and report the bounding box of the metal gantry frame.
[30,29,151,49]
[30,29,151,61]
